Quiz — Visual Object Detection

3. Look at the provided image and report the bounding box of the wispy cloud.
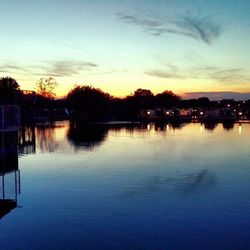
[0,64,29,74]
[37,60,98,77]
[174,16,222,44]
[145,69,185,79]
[118,14,162,28]
[0,60,98,78]
[190,66,250,84]
[145,61,250,85]
[208,68,244,83]
[118,13,223,44]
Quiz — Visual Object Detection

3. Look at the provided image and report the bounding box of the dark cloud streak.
[118,13,223,44]
[118,14,162,28]
[174,16,222,44]
[145,69,185,79]
[0,64,30,74]
[42,60,98,77]
[145,62,250,85]
[0,60,98,78]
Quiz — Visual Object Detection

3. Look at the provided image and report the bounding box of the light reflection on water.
[1,121,250,249]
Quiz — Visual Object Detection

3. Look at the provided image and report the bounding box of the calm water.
[1,121,250,249]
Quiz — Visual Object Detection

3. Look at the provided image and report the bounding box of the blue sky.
[1,0,250,99]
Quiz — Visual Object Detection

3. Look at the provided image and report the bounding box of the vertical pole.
[1,107,4,177]
[2,175,5,200]
[2,106,4,132]
[2,106,3,130]
[1,106,4,163]
[15,170,17,201]
[1,107,3,199]
[18,169,21,195]
[1,175,3,199]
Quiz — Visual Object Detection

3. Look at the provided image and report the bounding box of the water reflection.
[203,122,218,131]
[18,126,36,155]
[177,169,216,194]
[222,121,234,130]
[0,199,17,220]
[0,125,37,219]
[202,121,235,131]
[168,121,186,130]
[1,121,250,249]
[0,121,247,217]
[151,122,187,131]
[239,123,242,135]
[116,175,173,199]
[66,121,247,151]
[67,122,108,151]
[0,132,20,219]
[36,124,59,153]
[116,169,216,199]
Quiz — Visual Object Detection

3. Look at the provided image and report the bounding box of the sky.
[1,0,250,99]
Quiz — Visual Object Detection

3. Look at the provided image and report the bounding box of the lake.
[1,121,250,249]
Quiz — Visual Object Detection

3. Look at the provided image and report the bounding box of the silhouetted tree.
[110,97,128,120]
[0,77,20,103]
[35,77,58,99]
[197,97,210,108]
[155,90,180,108]
[67,85,111,122]
[180,99,196,108]
[133,88,155,107]
[180,97,213,109]
[133,88,154,98]
[123,88,155,120]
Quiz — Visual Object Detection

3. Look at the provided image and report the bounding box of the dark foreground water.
[1,121,250,250]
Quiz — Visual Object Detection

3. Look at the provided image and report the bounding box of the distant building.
[21,90,36,95]
[140,109,157,120]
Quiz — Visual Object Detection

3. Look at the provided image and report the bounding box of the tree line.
[1,76,250,122]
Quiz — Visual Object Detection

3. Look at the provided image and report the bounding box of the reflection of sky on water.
[116,169,216,199]
[1,121,250,249]
[30,121,250,157]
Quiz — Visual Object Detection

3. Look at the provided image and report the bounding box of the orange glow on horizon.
[18,76,250,100]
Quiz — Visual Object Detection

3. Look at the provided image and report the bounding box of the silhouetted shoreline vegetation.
[1,76,250,123]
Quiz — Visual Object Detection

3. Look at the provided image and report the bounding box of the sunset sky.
[1,0,250,99]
